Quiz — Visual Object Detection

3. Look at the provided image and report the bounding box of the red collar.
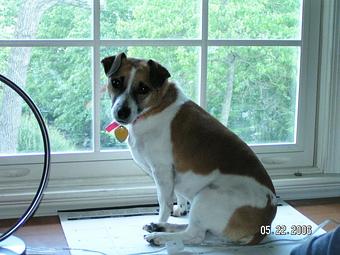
[132,114,145,125]
[105,113,146,132]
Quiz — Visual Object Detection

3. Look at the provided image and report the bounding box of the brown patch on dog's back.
[224,196,277,244]
[171,101,275,193]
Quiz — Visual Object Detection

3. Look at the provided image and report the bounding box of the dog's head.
[101,52,171,124]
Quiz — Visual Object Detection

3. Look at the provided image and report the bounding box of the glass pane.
[0,0,91,39]
[0,47,92,154]
[100,46,199,150]
[100,0,200,39]
[209,0,302,39]
[207,46,299,145]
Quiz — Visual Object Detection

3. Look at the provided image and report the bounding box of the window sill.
[1,171,340,219]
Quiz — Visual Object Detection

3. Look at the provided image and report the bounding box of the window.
[0,0,321,208]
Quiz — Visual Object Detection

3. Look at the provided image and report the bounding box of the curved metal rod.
[0,74,51,242]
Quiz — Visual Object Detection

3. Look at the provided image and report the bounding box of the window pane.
[209,0,302,39]
[100,46,199,149]
[207,46,299,144]
[100,0,200,39]
[0,47,92,154]
[0,0,91,39]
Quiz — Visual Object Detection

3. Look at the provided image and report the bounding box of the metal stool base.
[0,234,26,255]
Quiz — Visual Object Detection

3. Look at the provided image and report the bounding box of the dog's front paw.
[172,204,188,217]
[143,222,165,233]
[144,233,164,246]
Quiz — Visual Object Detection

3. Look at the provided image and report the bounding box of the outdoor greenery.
[0,0,301,153]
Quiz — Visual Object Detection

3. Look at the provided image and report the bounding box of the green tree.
[0,0,302,152]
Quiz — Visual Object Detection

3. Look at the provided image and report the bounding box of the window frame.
[0,0,321,179]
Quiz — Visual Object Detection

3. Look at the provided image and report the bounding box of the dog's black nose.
[117,106,131,120]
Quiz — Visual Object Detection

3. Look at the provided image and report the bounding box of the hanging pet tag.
[114,125,129,142]
[105,121,128,143]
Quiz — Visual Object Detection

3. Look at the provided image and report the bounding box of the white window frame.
[1,0,336,219]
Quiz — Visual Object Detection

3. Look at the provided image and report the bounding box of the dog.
[101,52,277,246]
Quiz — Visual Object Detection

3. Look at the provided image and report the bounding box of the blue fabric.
[291,227,340,255]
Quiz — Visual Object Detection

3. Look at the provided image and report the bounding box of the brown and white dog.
[101,52,277,246]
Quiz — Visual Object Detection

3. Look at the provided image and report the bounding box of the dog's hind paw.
[143,222,165,233]
[172,204,188,217]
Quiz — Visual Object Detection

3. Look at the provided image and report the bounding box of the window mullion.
[93,0,101,152]
[199,0,209,108]
[207,39,302,47]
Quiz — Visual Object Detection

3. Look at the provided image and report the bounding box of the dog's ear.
[101,52,127,77]
[147,59,171,88]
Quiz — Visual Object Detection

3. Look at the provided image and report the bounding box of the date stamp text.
[260,225,313,235]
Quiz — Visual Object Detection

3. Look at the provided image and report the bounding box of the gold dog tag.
[114,125,128,142]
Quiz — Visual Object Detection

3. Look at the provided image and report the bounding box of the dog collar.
[132,114,145,125]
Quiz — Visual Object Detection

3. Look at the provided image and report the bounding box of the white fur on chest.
[127,91,188,174]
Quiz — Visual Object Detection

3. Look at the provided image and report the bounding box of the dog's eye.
[111,78,123,90]
[137,82,150,95]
